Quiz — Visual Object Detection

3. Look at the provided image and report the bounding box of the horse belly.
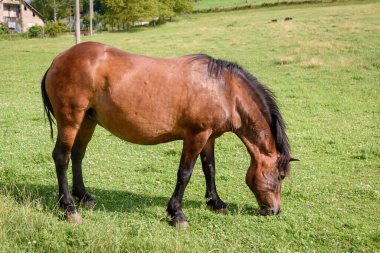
[92,92,184,145]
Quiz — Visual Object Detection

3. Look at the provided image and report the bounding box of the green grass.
[1,1,380,252]
[193,0,337,10]
[194,0,264,10]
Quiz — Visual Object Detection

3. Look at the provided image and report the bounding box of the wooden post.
[89,0,93,36]
[75,0,80,44]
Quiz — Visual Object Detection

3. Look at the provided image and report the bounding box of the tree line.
[30,0,193,30]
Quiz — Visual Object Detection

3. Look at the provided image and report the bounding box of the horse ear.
[289,157,300,162]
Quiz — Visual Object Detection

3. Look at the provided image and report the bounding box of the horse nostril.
[259,206,280,216]
[259,206,271,216]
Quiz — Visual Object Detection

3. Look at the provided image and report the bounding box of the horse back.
[46,42,236,144]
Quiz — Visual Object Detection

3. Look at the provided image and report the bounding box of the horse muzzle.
[259,205,281,216]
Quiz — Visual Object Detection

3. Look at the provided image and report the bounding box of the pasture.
[0,1,379,252]
[194,0,267,10]
[193,0,340,10]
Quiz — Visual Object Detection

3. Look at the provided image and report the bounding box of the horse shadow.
[0,182,259,216]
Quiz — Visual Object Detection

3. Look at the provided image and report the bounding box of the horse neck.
[233,83,278,164]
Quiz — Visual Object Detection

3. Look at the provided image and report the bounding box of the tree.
[101,0,124,29]
[30,0,73,21]
[172,0,193,14]
[82,0,105,15]
[101,0,193,30]
[159,0,193,16]
[82,12,102,29]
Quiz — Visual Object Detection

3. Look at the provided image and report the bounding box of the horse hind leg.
[53,109,86,224]
[71,114,97,207]
[200,139,228,214]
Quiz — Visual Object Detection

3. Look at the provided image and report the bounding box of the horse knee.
[177,168,193,184]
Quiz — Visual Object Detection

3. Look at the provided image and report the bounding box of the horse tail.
[41,68,55,140]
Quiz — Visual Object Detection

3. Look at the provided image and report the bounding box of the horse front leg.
[200,139,228,214]
[167,131,211,228]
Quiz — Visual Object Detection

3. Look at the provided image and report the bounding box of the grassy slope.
[193,0,340,10]
[194,0,264,10]
[0,2,379,252]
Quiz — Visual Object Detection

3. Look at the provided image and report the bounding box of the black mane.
[191,54,291,175]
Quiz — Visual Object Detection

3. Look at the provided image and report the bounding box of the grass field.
[193,0,335,10]
[194,0,266,10]
[1,1,380,252]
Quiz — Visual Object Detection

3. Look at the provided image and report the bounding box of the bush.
[82,12,103,29]
[44,22,67,37]
[0,24,9,34]
[28,25,43,38]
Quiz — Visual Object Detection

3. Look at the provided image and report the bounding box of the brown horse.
[41,42,295,227]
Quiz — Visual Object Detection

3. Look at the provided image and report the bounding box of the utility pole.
[75,0,80,44]
[69,0,72,33]
[53,0,57,22]
[89,0,93,36]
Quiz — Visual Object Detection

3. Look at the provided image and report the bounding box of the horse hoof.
[208,205,229,215]
[66,212,83,225]
[214,208,228,215]
[172,220,189,229]
[80,200,96,208]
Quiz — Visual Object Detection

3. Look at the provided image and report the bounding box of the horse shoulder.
[180,64,237,133]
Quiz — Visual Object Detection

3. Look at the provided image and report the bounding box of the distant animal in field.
[41,42,297,227]
[285,17,293,21]
[271,19,278,22]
